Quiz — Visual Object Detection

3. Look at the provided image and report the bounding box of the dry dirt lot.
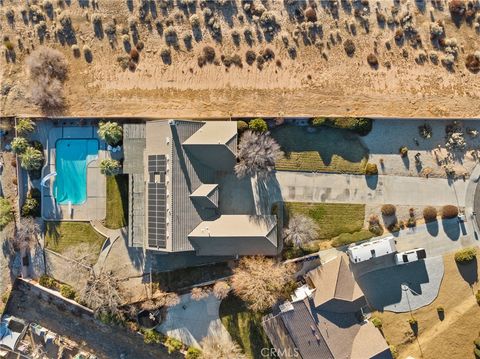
[374,252,480,359]
[1,0,480,118]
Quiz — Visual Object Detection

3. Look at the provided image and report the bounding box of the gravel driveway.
[356,256,444,313]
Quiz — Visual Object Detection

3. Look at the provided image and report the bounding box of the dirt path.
[400,293,478,359]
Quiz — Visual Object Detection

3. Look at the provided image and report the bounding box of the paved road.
[271,171,467,206]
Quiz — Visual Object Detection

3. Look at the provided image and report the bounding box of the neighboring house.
[263,255,392,359]
[123,120,280,258]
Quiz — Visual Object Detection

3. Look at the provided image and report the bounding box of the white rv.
[347,236,397,263]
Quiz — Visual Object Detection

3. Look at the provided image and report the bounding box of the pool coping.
[41,126,107,222]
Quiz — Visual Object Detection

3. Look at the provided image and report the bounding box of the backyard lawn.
[105,174,128,229]
[45,222,105,264]
[284,202,372,255]
[219,294,273,359]
[271,125,369,174]
[374,253,480,359]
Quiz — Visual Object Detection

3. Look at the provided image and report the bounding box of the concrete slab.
[158,293,231,349]
[356,256,444,313]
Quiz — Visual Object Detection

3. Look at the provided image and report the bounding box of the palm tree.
[235,130,283,179]
[11,137,29,155]
[98,121,123,146]
[20,146,44,171]
[100,158,121,176]
[15,118,35,135]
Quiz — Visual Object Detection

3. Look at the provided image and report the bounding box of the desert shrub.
[39,275,57,289]
[305,7,317,22]
[381,204,396,216]
[245,50,256,65]
[399,146,408,157]
[203,46,215,63]
[262,48,275,61]
[189,14,200,27]
[395,28,404,41]
[368,215,383,236]
[466,53,480,73]
[449,0,466,15]
[256,55,265,69]
[343,39,356,56]
[408,317,418,326]
[365,163,378,175]
[454,247,477,263]
[371,317,382,329]
[312,117,372,135]
[476,290,480,305]
[130,48,139,62]
[21,197,40,217]
[186,347,202,359]
[260,11,277,27]
[441,205,458,219]
[249,118,268,132]
[143,329,163,344]
[15,118,35,135]
[164,337,183,353]
[160,47,171,64]
[0,198,14,230]
[26,47,68,110]
[237,120,248,133]
[367,53,378,67]
[423,206,437,222]
[20,147,44,171]
[437,306,444,313]
[60,284,76,299]
[72,44,80,57]
[442,54,455,67]
[406,217,416,228]
[312,117,327,127]
[100,159,121,176]
[11,137,29,155]
[418,123,432,138]
[213,281,230,300]
[390,345,398,359]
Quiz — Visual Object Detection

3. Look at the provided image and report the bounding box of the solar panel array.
[147,155,167,249]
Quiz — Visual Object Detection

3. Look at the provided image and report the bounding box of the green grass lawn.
[219,294,273,359]
[271,125,369,174]
[45,222,106,263]
[105,174,129,229]
[284,203,373,257]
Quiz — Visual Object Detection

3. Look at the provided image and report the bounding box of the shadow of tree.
[456,258,478,286]
[426,220,439,236]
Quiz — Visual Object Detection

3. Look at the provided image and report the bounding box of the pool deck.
[41,126,107,221]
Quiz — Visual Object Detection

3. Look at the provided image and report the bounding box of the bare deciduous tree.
[200,335,246,359]
[80,270,124,318]
[191,286,210,301]
[283,214,318,247]
[11,217,40,252]
[235,130,283,179]
[213,281,230,300]
[141,289,180,310]
[26,47,68,110]
[231,256,295,312]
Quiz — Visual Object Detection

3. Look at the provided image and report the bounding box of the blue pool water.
[53,139,98,205]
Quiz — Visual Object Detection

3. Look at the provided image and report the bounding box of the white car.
[394,248,427,265]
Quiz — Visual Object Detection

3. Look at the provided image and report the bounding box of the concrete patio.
[158,293,231,349]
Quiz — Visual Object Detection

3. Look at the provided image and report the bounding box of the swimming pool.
[53,139,98,205]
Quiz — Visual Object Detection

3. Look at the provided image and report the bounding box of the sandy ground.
[1,1,480,118]
[375,253,480,359]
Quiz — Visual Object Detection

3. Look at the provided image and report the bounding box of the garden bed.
[283,202,372,258]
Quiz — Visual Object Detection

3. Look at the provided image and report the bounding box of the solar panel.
[147,154,168,249]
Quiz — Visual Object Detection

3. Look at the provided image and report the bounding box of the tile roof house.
[263,255,392,359]
[123,120,280,258]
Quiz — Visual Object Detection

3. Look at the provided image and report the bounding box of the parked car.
[394,248,427,265]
